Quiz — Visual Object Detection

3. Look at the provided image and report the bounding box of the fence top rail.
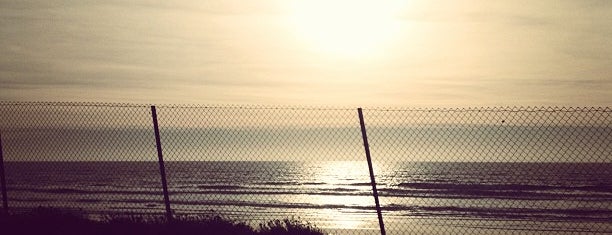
[154,104,355,111]
[0,101,150,108]
[0,101,354,110]
[0,101,610,112]
[364,106,612,112]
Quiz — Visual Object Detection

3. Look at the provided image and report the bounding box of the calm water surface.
[6,161,612,234]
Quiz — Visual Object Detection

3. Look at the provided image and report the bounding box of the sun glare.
[288,0,405,58]
[308,161,374,230]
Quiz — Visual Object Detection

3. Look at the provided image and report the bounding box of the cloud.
[0,0,611,106]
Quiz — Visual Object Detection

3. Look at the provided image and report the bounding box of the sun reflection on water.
[305,161,379,231]
[310,161,369,184]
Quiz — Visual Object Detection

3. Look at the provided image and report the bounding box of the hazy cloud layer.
[1,0,611,106]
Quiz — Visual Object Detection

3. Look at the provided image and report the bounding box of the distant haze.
[1,0,611,106]
[3,125,610,162]
[1,105,609,162]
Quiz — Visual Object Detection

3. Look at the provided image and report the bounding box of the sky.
[1,0,611,107]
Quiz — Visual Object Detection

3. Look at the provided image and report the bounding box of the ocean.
[4,161,612,234]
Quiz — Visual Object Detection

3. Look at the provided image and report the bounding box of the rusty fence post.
[0,131,9,215]
[151,106,173,222]
[357,108,386,235]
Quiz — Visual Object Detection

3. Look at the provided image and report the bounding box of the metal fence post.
[0,131,9,215]
[357,108,386,235]
[151,106,173,222]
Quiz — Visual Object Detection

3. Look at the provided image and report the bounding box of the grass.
[0,207,325,235]
[258,218,324,235]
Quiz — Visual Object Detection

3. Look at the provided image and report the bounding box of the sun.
[288,0,405,58]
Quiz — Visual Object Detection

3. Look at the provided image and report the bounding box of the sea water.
[5,161,612,234]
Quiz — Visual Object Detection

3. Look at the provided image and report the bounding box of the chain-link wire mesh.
[364,107,612,234]
[0,102,165,216]
[155,106,378,234]
[0,103,611,235]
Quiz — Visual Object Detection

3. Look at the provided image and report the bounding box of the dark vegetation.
[0,207,325,235]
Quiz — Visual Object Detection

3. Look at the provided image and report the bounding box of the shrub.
[258,217,324,235]
[0,207,96,235]
[0,208,326,235]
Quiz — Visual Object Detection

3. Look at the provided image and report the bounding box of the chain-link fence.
[0,102,610,234]
[363,107,612,234]
[0,102,163,216]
